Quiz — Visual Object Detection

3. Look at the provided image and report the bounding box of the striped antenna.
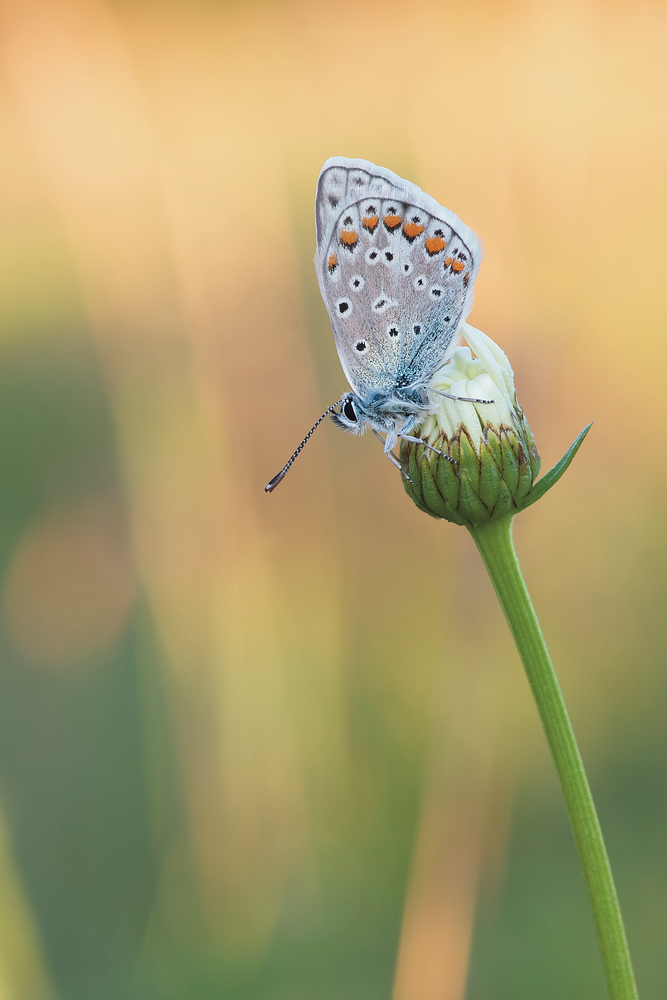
[265,403,340,493]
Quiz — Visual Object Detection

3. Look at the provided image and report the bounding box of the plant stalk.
[471,515,638,1000]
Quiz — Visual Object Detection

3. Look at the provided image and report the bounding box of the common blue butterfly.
[266,157,486,492]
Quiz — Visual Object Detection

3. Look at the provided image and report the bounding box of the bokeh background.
[1,1,666,997]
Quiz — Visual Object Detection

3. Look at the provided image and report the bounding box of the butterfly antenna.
[265,403,340,493]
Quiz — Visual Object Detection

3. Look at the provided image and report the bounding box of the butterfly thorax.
[360,383,432,416]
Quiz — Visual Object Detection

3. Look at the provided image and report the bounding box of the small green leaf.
[521,423,593,511]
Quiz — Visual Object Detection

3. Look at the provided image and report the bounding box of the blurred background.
[1,1,666,997]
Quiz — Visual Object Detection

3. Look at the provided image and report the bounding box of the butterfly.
[266,156,485,492]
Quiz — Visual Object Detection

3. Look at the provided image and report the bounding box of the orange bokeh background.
[1,2,666,997]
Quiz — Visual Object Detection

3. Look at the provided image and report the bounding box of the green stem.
[471,515,638,1000]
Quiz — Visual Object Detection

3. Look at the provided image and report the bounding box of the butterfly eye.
[430,286,443,299]
[403,262,413,275]
[350,275,365,291]
[355,340,368,353]
[413,275,427,290]
[343,397,358,422]
[365,248,380,264]
[336,298,352,315]
[387,326,399,338]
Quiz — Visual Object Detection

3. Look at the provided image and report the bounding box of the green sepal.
[408,441,422,492]
[455,431,485,525]
[403,444,437,518]
[520,423,593,511]
[485,426,503,468]
[500,429,520,496]
[435,446,460,511]
[459,430,481,494]
[402,474,435,518]
[515,450,533,503]
[479,439,502,509]
[491,480,514,519]
[420,455,451,520]
[458,478,489,525]
[523,419,542,480]
[448,435,461,465]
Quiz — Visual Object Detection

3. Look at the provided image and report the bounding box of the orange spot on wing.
[327,252,338,272]
[463,271,470,286]
[383,213,402,231]
[425,235,446,255]
[362,215,379,233]
[451,259,465,273]
[443,256,453,268]
[340,229,358,248]
[403,221,424,241]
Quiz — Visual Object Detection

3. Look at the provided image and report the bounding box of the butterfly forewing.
[315,158,481,399]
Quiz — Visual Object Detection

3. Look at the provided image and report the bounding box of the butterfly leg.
[373,428,399,461]
[398,433,456,465]
[427,386,494,405]
[386,446,418,486]
[374,428,417,486]
[395,414,456,466]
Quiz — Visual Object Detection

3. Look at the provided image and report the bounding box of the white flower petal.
[422,327,519,449]
[448,347,473,375]
[461,323,515,399]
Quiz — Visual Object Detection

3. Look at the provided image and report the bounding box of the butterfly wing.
[314,157,482,399]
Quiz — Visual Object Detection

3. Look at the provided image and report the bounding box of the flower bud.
[401,324,541,527]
